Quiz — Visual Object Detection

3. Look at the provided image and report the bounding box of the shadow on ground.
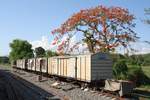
[0,69,60,100]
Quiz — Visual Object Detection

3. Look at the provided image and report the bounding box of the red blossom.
[51,5,137,53]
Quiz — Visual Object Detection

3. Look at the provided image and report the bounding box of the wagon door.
[67,57,77,78]
[25,59,28,70]
[40,59,47,73]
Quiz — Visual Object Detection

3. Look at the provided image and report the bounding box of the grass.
[132,66,150,93]
[0,63,11,70]
[142,66,150,78]
[128,65,150,78]
[117,64,150,92]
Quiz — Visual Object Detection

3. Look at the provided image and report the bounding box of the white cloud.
[115,42,150,55]
[65,35,88,54]
[131,42,150,54]
[30,36,55,50]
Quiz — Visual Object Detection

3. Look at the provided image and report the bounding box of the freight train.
[13,52,113,83]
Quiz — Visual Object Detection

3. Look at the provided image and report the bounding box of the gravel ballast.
[11,69,119,100]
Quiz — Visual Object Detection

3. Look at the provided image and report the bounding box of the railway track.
[14,69,123,100]
[0,70,60,100]
[13,69,121,100]
[7,68,134,100]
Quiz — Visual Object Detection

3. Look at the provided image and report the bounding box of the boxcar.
[76,53,112,82]
[48,52,113,82]
[28,58,36,71]
[35,57,48,73]
[48,56,76,78]
[16,59,27,69]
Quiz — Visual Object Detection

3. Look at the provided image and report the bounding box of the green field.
[136,75,150,100]
[138,66,150,92]
[142,66,150,78]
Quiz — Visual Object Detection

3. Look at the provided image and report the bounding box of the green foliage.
[110,53,126,63]
[34,47,46,57]
[128,54,150,66]
[46,50,58,57]
[142,53,150,66]
[142,66,150,78]
[112,53,150,86]
[111,53,150,66]
[128,65,150,86]
[113,60,128,80]
[0,56,9,64]
[9,39,34,61]
[128,55,144,66]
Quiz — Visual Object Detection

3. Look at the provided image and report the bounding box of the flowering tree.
[52,5,138,54]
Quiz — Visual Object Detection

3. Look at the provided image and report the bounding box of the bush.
[128,65,150,86]
[0,56,9,64]
[113,60,128,80]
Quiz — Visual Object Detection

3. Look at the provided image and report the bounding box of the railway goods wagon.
[76,53,112,82]
[48,56,76,77]
[16,60,22,69]
[16,59,27,69]
[48,52,113,82]
[35,58,48,73]
[28,58,36,71]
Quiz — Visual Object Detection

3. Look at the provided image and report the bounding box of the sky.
[0,0,150,56]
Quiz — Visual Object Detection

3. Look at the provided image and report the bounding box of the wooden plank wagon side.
[48,57,58,75]
[35,57,48,73]
[76,54,91,82]
[16,59,22,69]
[16,59,27,69]
[48,52,113,83]
[27,58,36,71]
[57,56,77,78]
[48,56,77,78]
[22,59,28,70]
[76,52,112,82]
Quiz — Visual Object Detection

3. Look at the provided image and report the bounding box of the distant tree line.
[0,56,9,64]
[9,39,58,62]
[111,53,150,66]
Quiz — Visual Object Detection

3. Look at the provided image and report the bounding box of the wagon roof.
[50,52,109,58]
